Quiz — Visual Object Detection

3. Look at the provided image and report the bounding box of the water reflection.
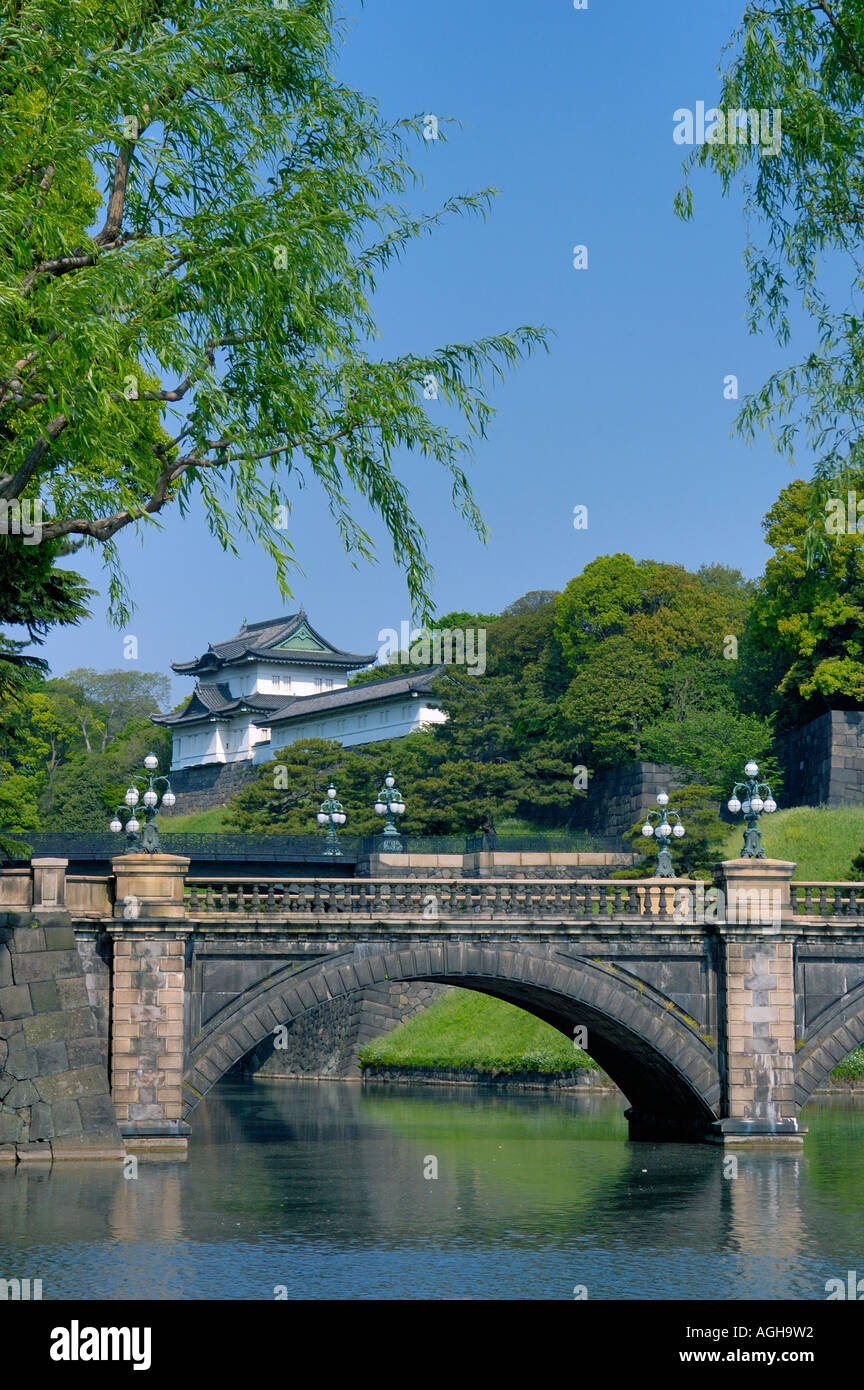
[0,1082,861,1300]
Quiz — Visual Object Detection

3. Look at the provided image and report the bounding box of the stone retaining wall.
[779,710,864,807]
[570,762,691,839]
[237,981,448,1080]
[360,1065,616,1090]
[164,759,260,814]
[0,921,123,1161]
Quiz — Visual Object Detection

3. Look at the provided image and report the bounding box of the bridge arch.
[795,978,864,1109]
[183,942,722,1140]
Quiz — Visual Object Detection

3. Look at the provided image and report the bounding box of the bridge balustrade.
[790,882,864,918]
[182,876,702,921]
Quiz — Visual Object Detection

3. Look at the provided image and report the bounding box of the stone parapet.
[359,850,638,879]
[31,858,68,917]
[112,853,190,921]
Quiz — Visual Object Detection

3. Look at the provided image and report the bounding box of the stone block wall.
[238,981,448,1080]
[779,710,864,807]
[164,760,261,815]
[0,922,123,1160]
[570,762,691,840]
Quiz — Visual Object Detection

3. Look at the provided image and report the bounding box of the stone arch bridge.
[2,854,864,1158]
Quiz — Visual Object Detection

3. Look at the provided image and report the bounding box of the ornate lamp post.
[374,770,406,849]
[641,791,686,877]
[316,784,347,856]
[727,760,777,859]
[109,753,176,854]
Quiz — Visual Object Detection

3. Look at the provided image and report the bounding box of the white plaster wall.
[219,659,348,698]
[171,698,447,770]
[171,715,253,769]
[251,699,447,761]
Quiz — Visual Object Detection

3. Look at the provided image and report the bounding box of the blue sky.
[41,0,808,703]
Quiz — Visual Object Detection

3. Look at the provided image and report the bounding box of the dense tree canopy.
[225,567,777,841]
[738,474,864,727]
[10,509,849,847]
[39,718,171,833]
[0,536,91,853]
[554,555,758,766]
[0,662,172,845]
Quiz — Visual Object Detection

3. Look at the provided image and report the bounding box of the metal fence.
[4,829,632,863]
[4,832,364,862]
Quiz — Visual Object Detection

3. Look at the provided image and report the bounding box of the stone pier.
[711,859,804,1145]
[109,854,190,1153]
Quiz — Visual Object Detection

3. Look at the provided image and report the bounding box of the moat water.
[0,1081,862,1300]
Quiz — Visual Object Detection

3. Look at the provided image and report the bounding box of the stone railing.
[0,865,113,918]
[6,856,864,927]
[790,882,864,918]
[183,876,704,920]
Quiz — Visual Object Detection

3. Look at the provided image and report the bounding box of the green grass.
[160,806,232,833]
[831,1048,864,1080]
[494,816,554,834]
[721,805,864,881]
[359,988,600,1074]
[360,985,864,1085]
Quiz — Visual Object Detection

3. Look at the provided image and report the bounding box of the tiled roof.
[257,666,444,727]
[151,684,295,727]
[172,611,374,675]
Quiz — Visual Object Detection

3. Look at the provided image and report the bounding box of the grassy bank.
[832,1049,864,1080]
[359,989,599,1074]
[721,805,864,881]
[161,807,231,833]
[360,986,864,1084]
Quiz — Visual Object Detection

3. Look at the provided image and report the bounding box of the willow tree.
[676,0,864,546]
[0,0,546,620]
